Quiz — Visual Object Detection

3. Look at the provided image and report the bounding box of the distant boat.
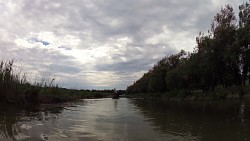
[112,92,119,99]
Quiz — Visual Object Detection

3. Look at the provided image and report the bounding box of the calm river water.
[0,98,249,141]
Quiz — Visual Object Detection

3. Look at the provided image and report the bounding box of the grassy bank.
[0,60,113,104]
[126,84,250,101]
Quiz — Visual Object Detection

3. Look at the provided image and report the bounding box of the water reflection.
[113,99,118,110]
[1,99,250,141]
[130,99,250,141]
[239,102,246,125]
[0,101,84,141]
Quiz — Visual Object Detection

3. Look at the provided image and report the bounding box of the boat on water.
[112,89,119,99]
[112,94,119,99]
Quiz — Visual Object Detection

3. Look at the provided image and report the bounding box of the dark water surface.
[0,98,249,141]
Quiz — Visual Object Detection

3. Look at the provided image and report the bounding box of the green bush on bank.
[127,84,250,101]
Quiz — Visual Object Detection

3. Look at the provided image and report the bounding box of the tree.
[238,1,250,84]
[190,34,217,91]
[211,5,240,87]
[126,3,249,96]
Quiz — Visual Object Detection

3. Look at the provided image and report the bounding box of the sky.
[0,0,246,90]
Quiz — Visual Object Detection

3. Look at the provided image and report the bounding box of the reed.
[0,60,113,104]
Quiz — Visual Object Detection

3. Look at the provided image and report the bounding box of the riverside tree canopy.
[126,2,250,95]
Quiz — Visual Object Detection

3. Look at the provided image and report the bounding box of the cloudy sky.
[0,0,245,89]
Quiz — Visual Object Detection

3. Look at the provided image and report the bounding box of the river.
[0,98,249,141]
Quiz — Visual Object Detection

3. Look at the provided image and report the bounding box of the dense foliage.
[126,2,250,97]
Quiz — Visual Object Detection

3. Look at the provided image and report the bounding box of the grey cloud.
[56,77,93,90]
[69,0,213,43]
[48,64,82,74]
[0,43,82,77]
[96,44,177,73]
[14,0,244,45]
[96,58,154,73]
[58,46,72,50]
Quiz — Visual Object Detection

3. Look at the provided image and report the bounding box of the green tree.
[211,5,240,87]
[126,3,250,97]
[189,34,217,91]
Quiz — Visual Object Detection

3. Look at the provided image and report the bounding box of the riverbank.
[126,84,250,101]
[0,84,113,104]
[0,60,113,104]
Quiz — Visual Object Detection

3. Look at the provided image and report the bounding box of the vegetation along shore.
[0,60,120,104]
[126,3,250,100]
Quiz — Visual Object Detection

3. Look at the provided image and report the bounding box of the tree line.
[126,2,250,95]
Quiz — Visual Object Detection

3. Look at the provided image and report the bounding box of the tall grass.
[0,60,113,104]
[0,60,29,102]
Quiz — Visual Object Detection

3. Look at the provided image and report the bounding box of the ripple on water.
[40,134,49,140]
[20,124,32,130]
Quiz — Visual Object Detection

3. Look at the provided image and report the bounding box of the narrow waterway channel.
[0,98,249,141]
